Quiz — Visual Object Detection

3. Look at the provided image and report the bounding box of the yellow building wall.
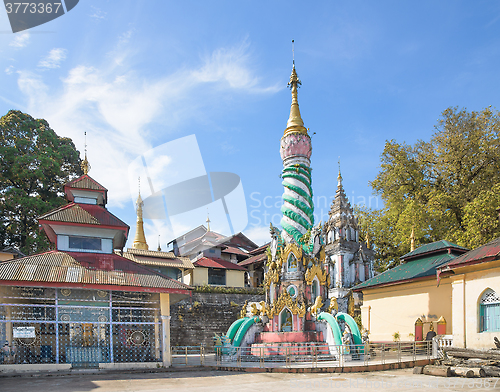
[450,261,500,349]
[192,268,244,287]
[226,270,245,288]
[192,268,208,286]
[360,278,452,342]
[0,252,15,262]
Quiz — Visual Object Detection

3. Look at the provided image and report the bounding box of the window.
[208,268,225,285]
[69,236,102,251]
[480,289,500,332]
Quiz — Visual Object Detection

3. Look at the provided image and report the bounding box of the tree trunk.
[451,367,473,377]
[482,366,500,377]
[422,365,452,377]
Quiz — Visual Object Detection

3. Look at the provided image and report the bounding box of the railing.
[170,341,434,368]
[432,335,453,358]
[171,345,207,366]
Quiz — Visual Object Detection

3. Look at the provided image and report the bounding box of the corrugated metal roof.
[0,251,191,291]
[194,257,247,271]
[120,249,194,269]
[440,236,500,269]
[400,240,468,260]
[248,242,270,255]
[66,175,107,191]
[39,203,129,228]
[239,252,267,266]
[353,253,456,291]
[222,246,248,256]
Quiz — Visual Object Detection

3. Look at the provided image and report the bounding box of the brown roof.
[0,251,191,292]
[66,175,107,191]
[222,246,249,256]
[239,252,267,266]
[39,203,129,229]
[248,242,270,255]
[194,257,247,271]
[120,248,194,269]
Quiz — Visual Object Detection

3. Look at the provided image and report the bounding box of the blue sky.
[1,1,500,247]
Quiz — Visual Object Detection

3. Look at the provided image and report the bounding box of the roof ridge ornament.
[81,131,90,175]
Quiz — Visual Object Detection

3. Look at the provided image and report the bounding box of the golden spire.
[81,132,90,175]
[365,232,370,249]
[133,177,149,250]
[206,212,211,232]
[284,40,308,137]
[157,235,161,252]
[410,227,416,252]
[337,157,342,186]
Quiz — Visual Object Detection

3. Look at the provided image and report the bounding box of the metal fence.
[0,287,162,367]
[171,340,434,368]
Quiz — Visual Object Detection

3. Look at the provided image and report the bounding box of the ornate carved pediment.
[281,243,303,269]
[270,291,306,318]
[305,263,329,286]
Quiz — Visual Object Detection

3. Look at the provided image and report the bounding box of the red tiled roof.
[439,237,500,270]
[194,257,247,271]
[239,252,267,266]
[39,203,129,229]
[0,250,191,292]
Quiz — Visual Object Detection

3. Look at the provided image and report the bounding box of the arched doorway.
[280,308,293,332]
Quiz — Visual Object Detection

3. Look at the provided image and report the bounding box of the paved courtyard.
[1,368,500,392]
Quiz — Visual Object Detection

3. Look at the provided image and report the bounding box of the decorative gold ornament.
[259,301,271,318]
[305,264,328,286]
[250,303,260,316]
[317,248,326,263]
[270,291,306,318]
[310,296,323,316]
[327,298,338,313]
[263,268,279,290]
[240,300,248,319]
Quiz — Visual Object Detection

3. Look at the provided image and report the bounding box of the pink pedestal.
[255,331,323,343]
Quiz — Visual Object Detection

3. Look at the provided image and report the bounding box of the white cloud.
[9,33,30,48]
[191,41,281,93]
[38,48,67,69]
[243,225,271,246]
[89,6,106,20]
[15,37,278,209]
[5,66,14,75]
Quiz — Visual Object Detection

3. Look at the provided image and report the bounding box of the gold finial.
[284,40,308,136]
[206,211,211,232]
[81,132,90,175]
[410,227,416,252]
[157,235,161,252]
[337,157,343,187]
[133,177,149,250]
[365,232,370,249]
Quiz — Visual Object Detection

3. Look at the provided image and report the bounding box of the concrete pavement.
[1,368,500,392]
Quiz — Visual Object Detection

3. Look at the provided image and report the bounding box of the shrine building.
[0,158,191,371]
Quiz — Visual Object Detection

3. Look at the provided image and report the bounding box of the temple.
[324,167,375,313]
[215,62,364,357]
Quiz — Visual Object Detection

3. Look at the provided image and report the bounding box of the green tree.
[358,107,500,269]
[0,110,82,255]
